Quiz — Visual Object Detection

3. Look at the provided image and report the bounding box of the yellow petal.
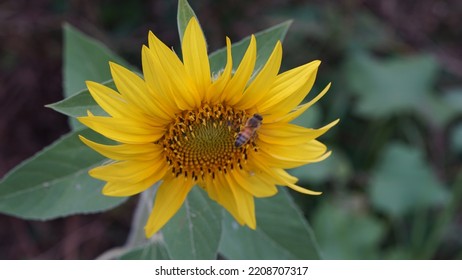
[147,33,200,110]
[249,156,297,186]
[260,60,320,119]
[259,139,328,162]
[86,81,143,120]
[258,148,332,169]
[258,119,339,145]
[101,163,169,197]
[141,45,181,113]
[202,173,219,201]
[145,176,195,237]
[207,37,233,104]
[226,178,256,229]
[235,41,282,111]
[79,135,163,161]
[250,153,323,195]
[222,35,257,105]
[93,159,167,185]
[273,83,331,123]
[78,115,165,144]
[109,62,173,122]
[285,182,322,195]
[230,168,277,198]
[211,173,245,225]
[273,168,322,195]
[182,18,211,100]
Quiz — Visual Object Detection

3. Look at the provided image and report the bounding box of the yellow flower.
[78,18,338,237]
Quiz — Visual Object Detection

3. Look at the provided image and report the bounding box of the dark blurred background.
[1,0,462,259]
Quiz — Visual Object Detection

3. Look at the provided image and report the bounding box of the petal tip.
[85,80,98,88]
[187,16,199,27]
[77,134,87,142]
[147,31,157,46]
[144,226,156,238]
[313,60,321,66]
[108,61,117,68]
[108,61,124,74]
[248,222,257,230]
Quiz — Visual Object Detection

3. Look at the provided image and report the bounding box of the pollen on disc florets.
[162,104,256,181]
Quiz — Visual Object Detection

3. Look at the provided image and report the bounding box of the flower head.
[78,18,338,237]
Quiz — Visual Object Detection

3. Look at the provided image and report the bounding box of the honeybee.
[235,113,263,147]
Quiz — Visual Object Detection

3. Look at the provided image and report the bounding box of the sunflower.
[78,17,338,237]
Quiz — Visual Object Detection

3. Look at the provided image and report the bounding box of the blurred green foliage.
[60,0,462,259]
[2,0,461,259]
[275,2,462,259]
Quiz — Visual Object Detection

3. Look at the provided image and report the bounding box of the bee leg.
[250,133,259,152]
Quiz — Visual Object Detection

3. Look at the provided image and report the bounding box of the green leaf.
[209,21,292,75]
[219,188,320,259]
[47,81,114,119]
[0,128,126,219]
[119,241,171,260]
[63,24,130,98]
[442,88,462,112]
[344,52,439,118]
[162,187,222,259]
[417,94,457,127]
[312,199,385,259]
[415,87,462,127]
[177,0,198,42]
[98,239,171,260]
[451,123,462,154]
[368,142,449,217]
[63,24,132,129]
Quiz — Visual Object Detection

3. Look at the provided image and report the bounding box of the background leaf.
[63,24,130,98]
[312,199,385,259]
[344,52,439,118]
[414,87,462,127]
[209,21,292,75]
[0,129,126,219]
[63,24,132,129]
[368,142,449,217]
[177,0,198,43]
[119,241,171,260]
[451,123,462,154]
[219,188,320,259]
[162,187,222,259]
[47,81,114,119]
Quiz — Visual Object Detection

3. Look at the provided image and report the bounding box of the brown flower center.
[162,104,256,181]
